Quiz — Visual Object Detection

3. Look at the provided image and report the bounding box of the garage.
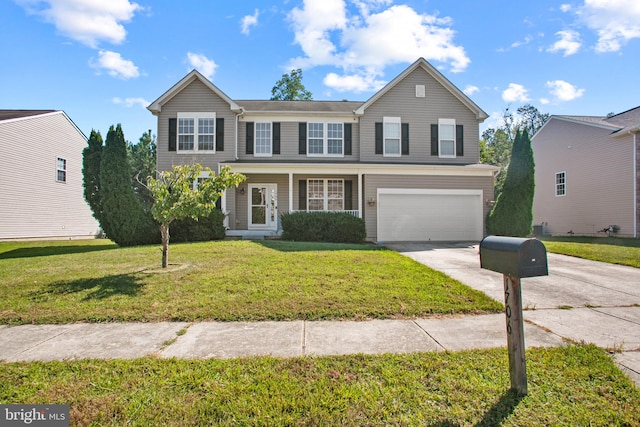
[377,189,483,242]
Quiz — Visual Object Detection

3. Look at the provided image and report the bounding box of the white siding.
[0,112,101,239]
[532,118,635,237]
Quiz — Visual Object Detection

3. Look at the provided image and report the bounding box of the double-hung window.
[555,172,566,196]
[56,157,66,183]
[438,118,456,158]
[255,122,272,156]
[177,112,216,153]
[307,179,344,211]
[383,117,401,157]
[308,123,343,156]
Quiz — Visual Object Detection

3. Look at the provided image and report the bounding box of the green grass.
[1,345,637,426]
[541,236,640,268]
[0,239,502,325]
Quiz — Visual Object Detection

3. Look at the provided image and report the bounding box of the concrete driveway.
[387,242,640,383]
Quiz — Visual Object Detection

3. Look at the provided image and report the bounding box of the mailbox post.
[479,236,548,396]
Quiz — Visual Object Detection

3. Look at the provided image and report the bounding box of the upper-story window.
[384,117,401,157]
[438,118,456,158]
[56,157,66,183]
[307,122,343,156]
[555,172,566,196]
[177,112,216,153]
[255,122,272,156]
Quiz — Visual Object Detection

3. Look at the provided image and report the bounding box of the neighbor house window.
[255,122,272,156]
[56,157,66,182]
[307,179,344,211]
[383,117,401,156]
[555,172,566,196]
[307,123,343,156]
[177,112,215,152]
[438,118,456,158]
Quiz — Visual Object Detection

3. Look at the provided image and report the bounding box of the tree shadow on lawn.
[0,243,118,260]
[37,273,144,301]
[428,389,524,427]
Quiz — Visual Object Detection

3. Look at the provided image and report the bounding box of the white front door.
[249,184,278,230]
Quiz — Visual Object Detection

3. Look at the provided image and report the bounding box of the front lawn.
[0,240,502,324]
[542,236,640,268]
[1,345,638,426]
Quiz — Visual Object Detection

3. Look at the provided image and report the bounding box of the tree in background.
[145,164,245,268]
[99,124,158,246]
[480,104,548,198]
[270,69,313,101]
[127,129,156,211]
[82,130,104,226]
[486,129,535,237]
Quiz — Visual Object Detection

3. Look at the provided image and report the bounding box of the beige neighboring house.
[0,110,101,240]
[532,106,640,238]
[148,58,498,242]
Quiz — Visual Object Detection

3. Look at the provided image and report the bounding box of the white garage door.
[377,189,483,242]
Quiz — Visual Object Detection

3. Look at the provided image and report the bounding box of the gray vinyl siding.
[359,68,480,164]
[532,119,635,237]
[0,112,100,239]
[237,119,360,162]
[363,174,494,241]
[156,79,237,173]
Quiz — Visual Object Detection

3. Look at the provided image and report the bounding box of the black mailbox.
[480,236,548,278]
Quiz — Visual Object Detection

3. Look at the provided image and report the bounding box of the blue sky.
[2,0,639,143]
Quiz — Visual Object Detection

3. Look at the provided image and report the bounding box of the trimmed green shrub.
[281,212,366,243]
[172,209,226,243]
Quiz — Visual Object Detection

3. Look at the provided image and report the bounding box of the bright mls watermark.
[1,405,69,426]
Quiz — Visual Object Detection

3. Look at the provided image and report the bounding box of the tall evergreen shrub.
[82,130,104,226]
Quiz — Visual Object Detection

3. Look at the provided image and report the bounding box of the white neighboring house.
[0,110,101,240]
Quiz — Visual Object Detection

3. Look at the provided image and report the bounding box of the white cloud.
[578,0,640,52]
[502,83,530,103]
[548,30,582,55]
[287,0,469,93]
[540,98,551,105]
[90,50,139,79]
[241,9,259,35]
[560,4,572,12]
[546,80,585,101]
[16,0,141,48]
[112,97,149,108]
[463,85,479,96]
[323,72,386,93]
[187,52,217,80]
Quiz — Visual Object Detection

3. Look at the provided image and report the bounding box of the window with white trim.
[307,179,344,211]
[308,123,343,156]
[555,172,566,196]
[56,157,66,183]
[384,117,401,157]
[255,122,272,156]
[177,112,215,153]
[439,118,456,158]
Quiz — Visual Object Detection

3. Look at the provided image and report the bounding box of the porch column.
[358,172,363,219]
[289,172,293,214]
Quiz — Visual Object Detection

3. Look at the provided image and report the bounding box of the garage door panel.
[378,191,482,242]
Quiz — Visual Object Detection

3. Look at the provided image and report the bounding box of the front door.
[249,184,278,230]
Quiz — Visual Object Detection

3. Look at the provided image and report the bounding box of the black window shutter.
[456,124,464,157]
[216,118,224,151]
[344,123,352,155]
[430,124,438,155]
[215,198,221,210]
[168,118,177,152]
[344,180,352,210]
[401,123,409,155]
[273,122,281,155]
[375,122,383,154]
[299,180,307,210]
[246,122,254,154]
[298,122,307,154]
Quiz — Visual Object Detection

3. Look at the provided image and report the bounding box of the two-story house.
[148,58,497,242]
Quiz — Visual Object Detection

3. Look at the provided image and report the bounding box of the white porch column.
[358,172,363,218]
[289,172,293,213]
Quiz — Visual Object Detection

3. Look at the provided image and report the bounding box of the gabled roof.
[354,58,489,121]
[237,100,362,114]
[147,70,241,115]
[535,105,640,139]
[0,110,57,122]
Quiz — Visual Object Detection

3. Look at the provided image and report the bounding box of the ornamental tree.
[145,164,245,268]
